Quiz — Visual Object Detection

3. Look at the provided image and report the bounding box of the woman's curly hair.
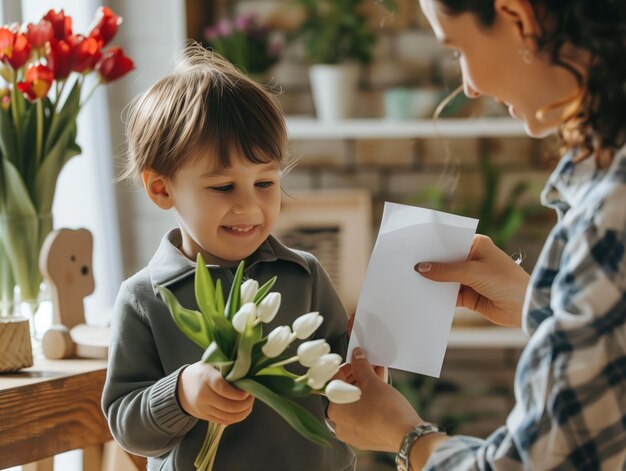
[437,0,626,165]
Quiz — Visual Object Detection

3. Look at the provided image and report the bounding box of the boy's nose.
[232,195,259,215]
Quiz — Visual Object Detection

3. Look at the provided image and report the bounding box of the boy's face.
[162,150,281,265]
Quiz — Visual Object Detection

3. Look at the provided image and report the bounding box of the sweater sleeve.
[101,280,198,457]
[305,253,350,359]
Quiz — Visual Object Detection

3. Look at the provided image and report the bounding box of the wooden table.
[0,358,144,470]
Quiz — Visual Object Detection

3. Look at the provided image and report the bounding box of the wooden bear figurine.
[40,228,109,359]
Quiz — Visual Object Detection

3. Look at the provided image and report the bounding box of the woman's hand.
[177,361,254,424]
[328,349,421,452]
[416,234,529,328]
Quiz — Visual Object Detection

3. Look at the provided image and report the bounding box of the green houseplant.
[291,0,393,120]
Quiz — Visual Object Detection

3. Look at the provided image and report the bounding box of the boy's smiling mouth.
[223,224,258,234]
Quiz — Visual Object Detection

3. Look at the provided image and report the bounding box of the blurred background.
[1,0,560,469]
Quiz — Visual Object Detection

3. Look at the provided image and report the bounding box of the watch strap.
[395,422,444,471]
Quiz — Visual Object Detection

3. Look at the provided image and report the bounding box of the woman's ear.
[141,170,174,210]
[494,0,541,50]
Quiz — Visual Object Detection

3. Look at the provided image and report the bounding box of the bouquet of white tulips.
[157,255,361,471]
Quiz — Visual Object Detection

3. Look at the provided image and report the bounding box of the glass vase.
[0,213,54,344]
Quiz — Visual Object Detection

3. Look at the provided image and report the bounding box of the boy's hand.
[177,361,254,425]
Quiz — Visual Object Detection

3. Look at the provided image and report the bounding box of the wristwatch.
[395,422,444,471]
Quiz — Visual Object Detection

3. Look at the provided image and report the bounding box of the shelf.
[286,117,527,140]
[448,326,528,349]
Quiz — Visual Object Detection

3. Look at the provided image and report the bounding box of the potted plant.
[204,13,283,83]
[291,0,387,121]
[0,7,133,356]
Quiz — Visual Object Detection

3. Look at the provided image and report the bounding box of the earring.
[519,48,533,65]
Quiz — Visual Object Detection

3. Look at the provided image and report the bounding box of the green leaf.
[202,341,234,367]
[0,159,43,300]
[225,318,262,381]
[0,159,36,216]
[253,276,277,304]
[254,375,312,398]
[225,260,245,320]
[193,254,238,357]
[157,285,211,349]
[255,365,298,379]
[215,279,225,315]
[44,79,82,156]
[194,253,217,319]
[35,124,81,213]
[234,378,333,447]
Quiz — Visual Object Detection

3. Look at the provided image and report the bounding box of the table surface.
[0,358,111,469]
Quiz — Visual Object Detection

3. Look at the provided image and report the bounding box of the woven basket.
[0,317,33,372]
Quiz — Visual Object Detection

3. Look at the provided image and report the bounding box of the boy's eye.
[210,184,233,192]
[255,181,274,189]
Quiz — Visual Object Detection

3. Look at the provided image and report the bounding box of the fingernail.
[353,348,365,360]
[416,262,432,273]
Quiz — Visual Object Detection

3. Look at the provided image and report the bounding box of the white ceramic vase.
[309,63,360,121]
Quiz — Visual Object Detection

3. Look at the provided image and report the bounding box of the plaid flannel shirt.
[425,146,626,471]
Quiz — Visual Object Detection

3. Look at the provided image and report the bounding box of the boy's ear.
[141,170,174,210]
[494,0,541,50]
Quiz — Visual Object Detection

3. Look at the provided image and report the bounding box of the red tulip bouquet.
[0,7,133,316]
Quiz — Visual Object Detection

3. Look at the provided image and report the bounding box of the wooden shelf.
[286,117,527,140]
[448,326,527,349]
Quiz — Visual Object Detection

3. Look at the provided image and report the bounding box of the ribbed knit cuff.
[149,365,198,436]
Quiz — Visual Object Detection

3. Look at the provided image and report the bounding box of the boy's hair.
[122,43,287,181]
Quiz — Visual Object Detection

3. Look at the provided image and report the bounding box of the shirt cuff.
[149,365,198,436]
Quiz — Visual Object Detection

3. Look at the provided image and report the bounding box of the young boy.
[102,46,356,470]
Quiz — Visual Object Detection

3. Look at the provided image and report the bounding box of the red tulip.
[95,47,134,83]
[46,38,73,79]
[17,64,54,101]
[43,9,72,41]
[89,7,122,46]
[72,35,102,73]
[0,29,32,70]
[0,28,14,61]
[26,20,54,48]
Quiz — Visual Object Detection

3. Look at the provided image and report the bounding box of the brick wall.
[201,0,560,271]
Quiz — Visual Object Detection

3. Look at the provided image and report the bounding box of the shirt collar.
[540,146,626,212]
[148,229,310,293]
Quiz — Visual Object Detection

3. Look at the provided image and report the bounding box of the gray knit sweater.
[102,230,356,470]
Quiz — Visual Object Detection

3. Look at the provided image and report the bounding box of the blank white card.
[348,202,478,377]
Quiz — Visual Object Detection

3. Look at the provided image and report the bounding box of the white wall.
[107,0,187,277]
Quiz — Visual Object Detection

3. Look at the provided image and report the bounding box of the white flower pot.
[309,63,360,121]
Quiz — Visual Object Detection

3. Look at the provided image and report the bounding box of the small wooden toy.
[39,228,110,359]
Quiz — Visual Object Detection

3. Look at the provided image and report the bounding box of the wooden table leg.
[23,457,54,471]
[102,441,147,470]
[84,444,104,470]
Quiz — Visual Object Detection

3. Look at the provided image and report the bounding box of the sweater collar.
[148,229,310,293]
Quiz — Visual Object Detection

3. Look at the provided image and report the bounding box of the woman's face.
[420,0,581,137]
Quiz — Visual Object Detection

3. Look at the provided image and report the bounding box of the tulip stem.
[268,356,299,368]
[36,100,43,165]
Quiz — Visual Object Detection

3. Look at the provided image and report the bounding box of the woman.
[328,0,626,469]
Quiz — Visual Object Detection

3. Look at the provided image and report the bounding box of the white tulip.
[306,353,342,389]
[325,380,361,404]
[292,311,323,340]
[257,292,281,323]
[232,302,257,333]
[297,339,331,367]
[261,326,293,358]
[240,279,259,305]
